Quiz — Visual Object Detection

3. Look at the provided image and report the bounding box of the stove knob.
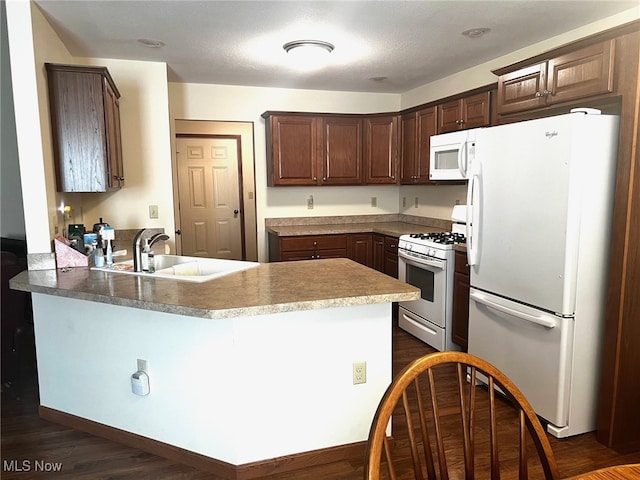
[428,248,435,257]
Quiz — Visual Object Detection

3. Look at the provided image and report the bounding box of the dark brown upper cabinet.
[322,116,363,185]
[364,115,398,184]
[265,114,320,186]
[495,40,615,115]
[46,63,124,192]
[400,107,437,185]
[437,91,492,133]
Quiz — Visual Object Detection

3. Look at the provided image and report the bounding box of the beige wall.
[401,7,640,108]
[168,83,401,261]
[7,2,639,263]
[6,0,71,256]
[8,2,176,257]
[71,58,175,252]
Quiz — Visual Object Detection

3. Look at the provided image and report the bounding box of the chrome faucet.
[149,232,170,248]
[133,228,146,272]
[133,229,170,272]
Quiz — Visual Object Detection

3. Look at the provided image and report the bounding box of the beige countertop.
[266,221,446,238]
[10,258,419,320]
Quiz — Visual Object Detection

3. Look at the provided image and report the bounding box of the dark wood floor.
[2,320,639,479]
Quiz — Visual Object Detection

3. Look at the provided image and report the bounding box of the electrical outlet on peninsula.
[353,361,366,384]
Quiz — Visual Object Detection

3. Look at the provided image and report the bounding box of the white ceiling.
[34,1,638,93]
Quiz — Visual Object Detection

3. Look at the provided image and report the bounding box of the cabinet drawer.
[455,250,470,274]
[384,236,398,253]
[281,251,315,262]
[280,234,347,252]
[314,248,348,259]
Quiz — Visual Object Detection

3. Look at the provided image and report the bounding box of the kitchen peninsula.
[10,258,418,479]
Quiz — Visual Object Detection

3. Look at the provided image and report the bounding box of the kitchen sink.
[91,255,259,282]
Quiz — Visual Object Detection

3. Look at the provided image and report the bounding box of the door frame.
[172,120,257,261]
[176,134,246,259]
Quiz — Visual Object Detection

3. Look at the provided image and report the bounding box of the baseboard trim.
[39,406,366,479]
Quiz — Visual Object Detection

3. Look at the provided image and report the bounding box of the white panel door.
[177,137,243,259]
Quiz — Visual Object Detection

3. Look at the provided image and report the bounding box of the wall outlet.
[307,195,314,209]
[137,358,148,372]
[353,361,366,385]
[371,196,377,207]
[149,205,159,219]
[402,197,406,208]
[414,197,419,208]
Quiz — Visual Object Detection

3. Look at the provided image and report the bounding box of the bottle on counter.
[106,240,113,268]
[147,251,155,273]
[141,239,150,272]
[94,246,105,268]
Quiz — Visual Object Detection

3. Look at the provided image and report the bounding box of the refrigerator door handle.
[470,290,557,329]
[466,171,480,266]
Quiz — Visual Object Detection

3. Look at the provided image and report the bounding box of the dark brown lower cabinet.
[452,250,470,351]
[347,234,373,267]
[268,234,347,261]
[270,232,399,278]
[383,236,399,279]
[372,234,385,272]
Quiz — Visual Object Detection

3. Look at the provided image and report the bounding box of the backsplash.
[265,214,452,230]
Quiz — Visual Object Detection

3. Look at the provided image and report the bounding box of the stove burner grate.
[409,232,467,245]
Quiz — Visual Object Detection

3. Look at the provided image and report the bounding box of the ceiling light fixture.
[137,38,165,48]
[462,28,491,39]
[283,39,335,54]
[283,39,335,71]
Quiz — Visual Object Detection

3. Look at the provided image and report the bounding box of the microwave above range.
[429,128,481,181]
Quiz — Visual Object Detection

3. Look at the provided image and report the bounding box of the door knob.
[233,209,239,217]
[175,229,182,235]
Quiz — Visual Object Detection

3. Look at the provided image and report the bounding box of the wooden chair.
[364,351,560,480]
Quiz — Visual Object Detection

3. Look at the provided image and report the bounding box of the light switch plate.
[149,205,159,219]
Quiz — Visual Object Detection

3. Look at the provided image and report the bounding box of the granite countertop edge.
[10,259,420,319]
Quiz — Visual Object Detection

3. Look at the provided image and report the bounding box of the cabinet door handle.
[535,91,544,98]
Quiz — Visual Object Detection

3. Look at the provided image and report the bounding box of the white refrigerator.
[466,110,619,438]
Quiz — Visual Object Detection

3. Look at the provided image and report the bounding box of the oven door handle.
[401,311,438,336]
[398,250,446,270]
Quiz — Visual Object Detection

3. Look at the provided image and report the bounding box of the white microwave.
[429,128,480,181]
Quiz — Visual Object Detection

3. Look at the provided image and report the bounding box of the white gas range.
[397,207,467,351]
